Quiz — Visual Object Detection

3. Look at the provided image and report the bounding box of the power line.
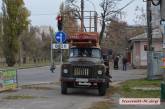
[30,0,136,17]
[117,0,136,12]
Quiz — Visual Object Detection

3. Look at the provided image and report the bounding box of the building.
[128,3,162,68]
[129,29,162,68]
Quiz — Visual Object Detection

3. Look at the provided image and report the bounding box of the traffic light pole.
[60,34,63,65]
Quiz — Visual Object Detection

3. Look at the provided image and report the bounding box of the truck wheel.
[61,82,67,94]
[98,83,106,96]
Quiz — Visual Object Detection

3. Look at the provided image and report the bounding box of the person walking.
[114,56,119,70]
[122,56,128,71]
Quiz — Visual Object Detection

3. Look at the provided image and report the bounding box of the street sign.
[0,69,17,92]
[52,44,69,49]
[55,32,66,43]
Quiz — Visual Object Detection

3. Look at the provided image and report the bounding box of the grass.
[88,79,161,109]
[3,95,36,100]
[118,79,161,98]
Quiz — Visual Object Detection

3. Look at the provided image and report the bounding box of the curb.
[19,81,55,86]
[17,64,61,70]
[1,64,61,70]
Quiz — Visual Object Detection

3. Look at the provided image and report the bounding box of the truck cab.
[60,32,110,96]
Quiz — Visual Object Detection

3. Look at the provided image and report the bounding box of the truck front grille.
[73,66,92,78]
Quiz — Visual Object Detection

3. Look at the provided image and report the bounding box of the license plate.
[76,78,88,82]
[78,82,91,86]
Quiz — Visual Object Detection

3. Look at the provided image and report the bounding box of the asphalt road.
[17,65,146,86]
[0,66,147,109]
[17,66,61,85]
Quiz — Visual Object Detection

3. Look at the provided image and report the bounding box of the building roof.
[130,29,162,41]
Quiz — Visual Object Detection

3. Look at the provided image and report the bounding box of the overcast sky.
[0,0,146,31]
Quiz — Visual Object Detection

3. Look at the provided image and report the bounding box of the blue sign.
[55,32,66,43]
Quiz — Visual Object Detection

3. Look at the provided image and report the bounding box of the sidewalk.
[110,96,165,109]
[111,66,147,82]
[109,67,165,109]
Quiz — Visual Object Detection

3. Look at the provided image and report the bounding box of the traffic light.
[56,15,63,31]
[160,0,165,20]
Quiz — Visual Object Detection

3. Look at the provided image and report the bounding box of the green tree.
[2,0,30,66]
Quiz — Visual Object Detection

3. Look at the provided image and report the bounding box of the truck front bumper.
[61,77,106,83]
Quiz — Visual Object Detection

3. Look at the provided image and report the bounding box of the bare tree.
[65,0,122,43]
[59,3,79,35]
[99,0,122,44]
[133,6,147,26]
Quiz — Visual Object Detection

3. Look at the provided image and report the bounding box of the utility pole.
[147,0,153,79]
[160,0,165,101]
[81,0,84,32]
[94,12,97,32]
[147,0,152,51]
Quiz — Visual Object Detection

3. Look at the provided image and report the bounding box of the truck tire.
[98,83,106,96]
[61,82,67,94]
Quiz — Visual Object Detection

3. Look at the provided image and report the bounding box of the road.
[17,65,146,86]
[17,66,60,85]
[0,66,147,109]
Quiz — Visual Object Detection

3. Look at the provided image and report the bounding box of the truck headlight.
[63,69,68,74]
[98,70,103,75]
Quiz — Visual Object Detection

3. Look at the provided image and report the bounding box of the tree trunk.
[99,20,106,44]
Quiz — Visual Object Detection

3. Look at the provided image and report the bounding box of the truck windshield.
[70,48,101,58]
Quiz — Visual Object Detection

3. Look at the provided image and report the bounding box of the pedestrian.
[122,56,128,71]
[50,63,56,73]
[114,56,119,70]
